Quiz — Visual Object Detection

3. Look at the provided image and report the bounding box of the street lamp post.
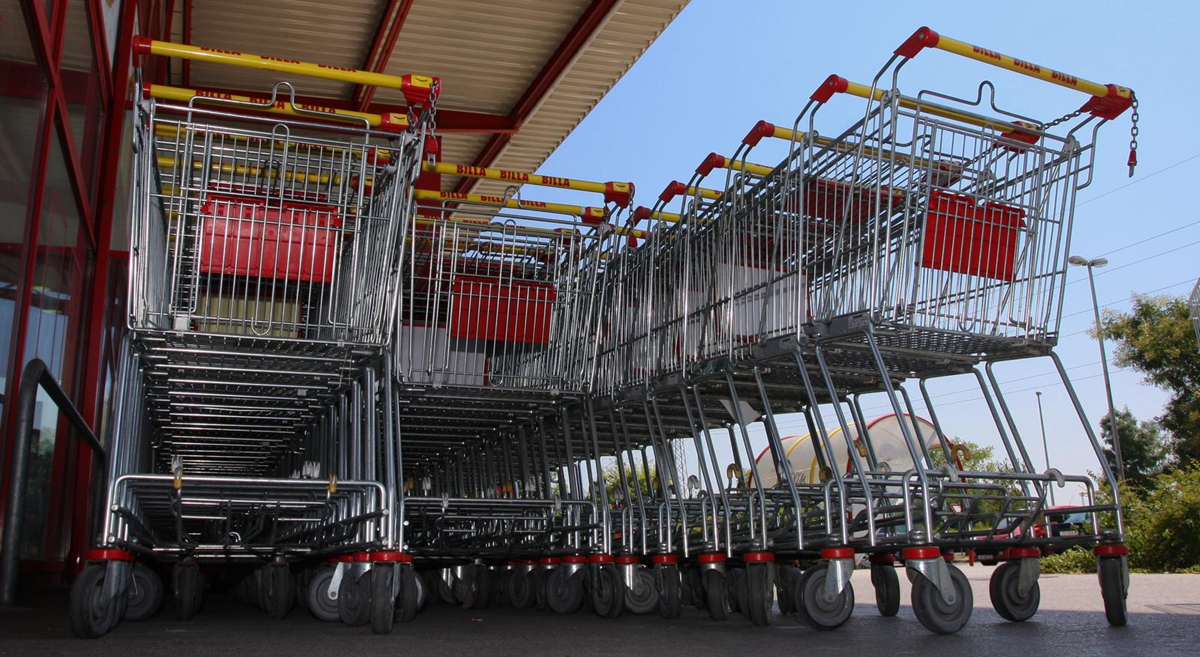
[1035,390,1055,505]
[1068,255,1124,481]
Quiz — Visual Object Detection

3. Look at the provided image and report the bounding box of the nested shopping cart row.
[72,26,1138,640]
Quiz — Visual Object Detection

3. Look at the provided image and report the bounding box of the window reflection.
[19,126,90,560]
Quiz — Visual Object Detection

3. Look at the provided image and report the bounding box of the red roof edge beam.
[453,0,622,195]
[354,0,416,112]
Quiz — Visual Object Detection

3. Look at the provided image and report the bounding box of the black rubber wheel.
[262,563,294,620]
[871,564,901,617]
[589,564,625,619]
[70,564,122,638]
[307,567,340,622]
[1098,556,1128,627]
[545,567,585,614]
[124,563,163,622]
[437,572,458,606]
[775,565,799,615]
[657,564,682,618]
[911,564,973,634]
[370,564,396,635]
[396,565,420,623]
[491,568,507,608]
[794,564,854,630]
[470,565,491,610]
[294,570,311,610]
[533,567,549,611]
[173,562,202,621]
[704,570,733,621]
[989,561,1040,622]
[338,569,371,626]
[686,567,707,610]
[745,563,772,626]
[414,568,428,611]
[730,567,747,614]
[625,568,659,614]
[508,568,536,609]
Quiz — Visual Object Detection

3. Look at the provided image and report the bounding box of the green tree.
[603,462,657,506]
[928,437,1012,473]
[1119,465,1200,572]
[928,438,1022,529]
[1101,294,1200,465]
[1098,407,1169,488]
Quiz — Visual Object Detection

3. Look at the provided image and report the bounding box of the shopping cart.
[70,39,436,637]
[388,168,648,618]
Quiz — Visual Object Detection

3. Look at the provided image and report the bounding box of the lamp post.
[1035,390,1055,505]
[1068,255,1124,481]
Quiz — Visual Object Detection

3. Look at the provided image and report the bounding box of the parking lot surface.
[3,565,1198,656]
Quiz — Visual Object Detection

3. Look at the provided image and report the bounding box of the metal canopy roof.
[169,0,688,194]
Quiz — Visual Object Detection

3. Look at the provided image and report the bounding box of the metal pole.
[1035,391,1054,506]
[1086,264,1124,481]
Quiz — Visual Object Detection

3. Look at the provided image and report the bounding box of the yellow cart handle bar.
[424,162,634,208]
[894,27,1133,120]
[696,153,774,178]
[133,37,438,106]
[658,180,721,204]
[414,189,607,223]
[416,191,642,243]
[145,83,412,133]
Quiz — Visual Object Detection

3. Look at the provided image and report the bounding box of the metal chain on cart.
[1127,94,1140,177]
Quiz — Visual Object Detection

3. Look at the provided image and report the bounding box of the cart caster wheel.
[491,568,507,608]
[656,564,682,619]
[396,565,420,623]
[729,567,747,614]
[685,567,706,610]
[703,570,734,621]
[546,568,584,614]
[1098,556,1128,627]
[589,564,624,619]
[437,571,458,606]
[745,563,772,626]
[912,564,973,634]
[794,564,854,630]
[775,565,799,615]
[173,560,203,621]
[454,566,485,609]
[470,565,491,610]
[338,569,371,626]
[989,561,1039,622]
[414,568,428,611]
[370,564,396,635]
[70,564,123,638]
[507,568,536,609]
[870,563,901,617]
[625,567,659,614]
[263,562,294,620]
[124,564,163,622]
[533,567,549,611]
[307,567,340,622]
[294,570,311,610]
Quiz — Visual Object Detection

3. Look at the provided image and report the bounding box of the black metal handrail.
[0,359,106,607]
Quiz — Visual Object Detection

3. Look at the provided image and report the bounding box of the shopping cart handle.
[811,75,850,104]
[133,37,440,106]
[742,120,805,147]
[893,27,1133,120]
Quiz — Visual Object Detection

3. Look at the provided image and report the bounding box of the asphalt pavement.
[2,565,1198,656]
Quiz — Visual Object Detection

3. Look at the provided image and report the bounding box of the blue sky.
[535,0,1200,501]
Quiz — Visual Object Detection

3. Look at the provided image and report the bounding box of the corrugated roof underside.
[186,0,387,99]
[155,0,688,196]
[375,0,590,114]
[467,0,686,198]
